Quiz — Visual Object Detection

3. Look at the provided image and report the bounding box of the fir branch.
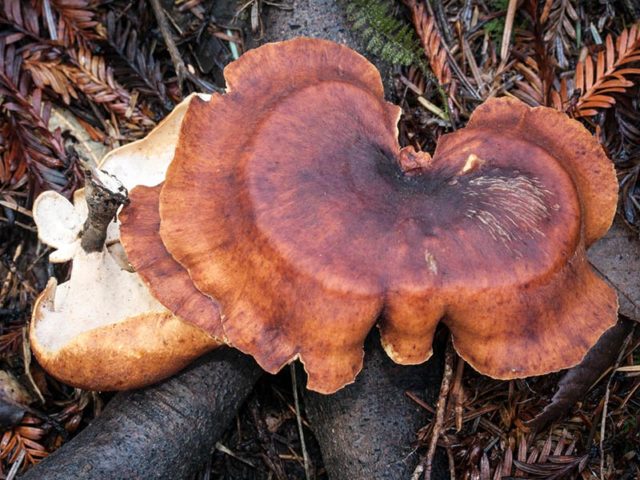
[600,91,640,227]
[404,0,453,93]
[99,10,170,110]
[61,46,155,128]
[0,121,27,185]
[541,0,578,68]
[570,24,640,117]
[0,0,42,39]
[510,0,559,108]
[0,39,79,193]
[511,57,546,106]
[46,0,98,46]
[21,44,78,104]
[0,417,49,468]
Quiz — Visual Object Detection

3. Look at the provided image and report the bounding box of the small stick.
[291,364,312,480]
[249,398,287,480]
[427,0,453,45]
[215,442,256,468]
[412,337,455,480]
[500,0,518,62]
[451,357,465,432]
[599,329,633,479]
[441,437,457,480]
[149,0,187,91]
[6,449,25,480]
[80,166,128,253]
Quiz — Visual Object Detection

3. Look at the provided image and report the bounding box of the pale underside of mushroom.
[31,248,215,391]
[30,95,219,391]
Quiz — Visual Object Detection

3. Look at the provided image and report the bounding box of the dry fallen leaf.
[526,217,639,429]
[526,319,632,429]
[588,217,640,321]
[0,371,33,429]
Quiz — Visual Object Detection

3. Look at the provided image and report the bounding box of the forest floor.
[0,0,639,479]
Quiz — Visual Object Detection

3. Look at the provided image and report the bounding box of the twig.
[291,365,312,480]
[149,0,187,91]
[427,0,453,45]
[22,326,45,404]
[405,390,436,414]
[441,436,457,480]
[6,449,25,480]
[249,398,287,480]
[412,336,455,480]
[80,166,128,253]
[440,39,482,101]
[599,328,633,479]
[41,0,57,41]
[215,442,256,468]
[399,75,449,120]
[500,0,518,61]
[451,357,465,432]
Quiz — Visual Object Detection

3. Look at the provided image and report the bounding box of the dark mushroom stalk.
[80,166,128,253]
[305,331,449,479]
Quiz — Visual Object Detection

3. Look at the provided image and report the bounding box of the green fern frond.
[345,0,421,67]
[345,0,450,121]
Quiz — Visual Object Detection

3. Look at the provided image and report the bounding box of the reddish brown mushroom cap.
[159,38,618,393]
[462,98,618,246]
[119,184,224,340]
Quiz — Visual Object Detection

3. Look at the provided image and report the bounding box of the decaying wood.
[305,332,448,480]
[20,349,261,480]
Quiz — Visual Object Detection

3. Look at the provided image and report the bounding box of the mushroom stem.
[304,332,449,479]
[21,348,261,480]
[80,167,128,253]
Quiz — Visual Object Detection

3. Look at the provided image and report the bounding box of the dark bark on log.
[21,348,261,480]
[305,332,449,480]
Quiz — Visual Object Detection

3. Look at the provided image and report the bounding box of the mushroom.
[25,37,621,479]
[30,97,221,391]
[30,248,217,391]
[154,37,618,394]
[119,184,223,339]
[25,95,263,480]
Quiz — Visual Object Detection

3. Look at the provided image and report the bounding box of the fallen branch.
[305,332,449,479]
[21,349,261,479]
